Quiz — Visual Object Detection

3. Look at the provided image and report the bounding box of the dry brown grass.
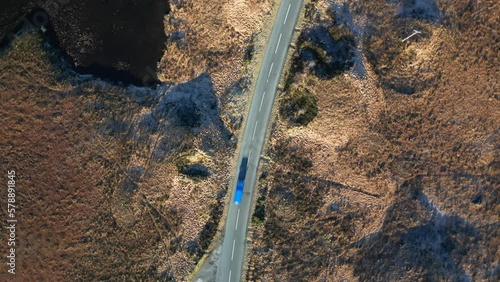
[0,31,123,281]
[0,28,230,281]
[249,0,499,281]
[160,0,272,89]
[0,0,278,279]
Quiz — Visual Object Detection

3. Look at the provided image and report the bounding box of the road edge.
[241,0,308,280]
[188,1,284,281]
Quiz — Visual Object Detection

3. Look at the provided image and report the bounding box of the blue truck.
[234,180,244,205]
[234,157,248,205]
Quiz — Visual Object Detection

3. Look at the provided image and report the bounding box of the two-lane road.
[217,1,303,281]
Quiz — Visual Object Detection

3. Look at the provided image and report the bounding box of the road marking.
[259,92,266,112]
[228,270,232,282]
[284,4,291,24]
[252,121,259,140]
[248,150,252,160]
[267,62,274,83]
[275,33,282,54]
[235,208,240,229]
[231,239,236,261]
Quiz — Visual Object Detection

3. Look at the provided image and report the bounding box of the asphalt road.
[217,1,303,281]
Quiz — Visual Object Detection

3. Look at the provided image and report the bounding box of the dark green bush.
[280,88,318,126]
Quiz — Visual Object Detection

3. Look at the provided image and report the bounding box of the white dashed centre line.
[248,150,252,160]
[231,239,236,261]
[235,208,240,230]
[284,4,291,24]
[228,270,232,282]
[267,62,274,83]
[252,121,259,140]
[259,92,266,112]
[275,33,282,54]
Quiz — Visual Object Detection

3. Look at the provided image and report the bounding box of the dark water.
[0,0,170,85]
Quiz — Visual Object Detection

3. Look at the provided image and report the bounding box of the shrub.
[280,87,318,126]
